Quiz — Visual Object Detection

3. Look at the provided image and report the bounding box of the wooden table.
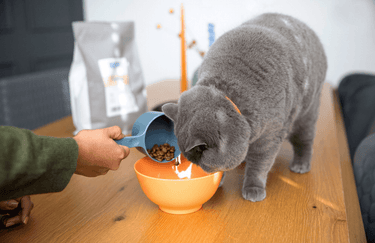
[0,81,366,242]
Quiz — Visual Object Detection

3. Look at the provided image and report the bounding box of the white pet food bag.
[69,21,148,135]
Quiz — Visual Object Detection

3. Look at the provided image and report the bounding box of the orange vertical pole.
[180,3,188,93]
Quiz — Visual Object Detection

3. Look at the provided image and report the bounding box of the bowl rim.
[134,158,223,182]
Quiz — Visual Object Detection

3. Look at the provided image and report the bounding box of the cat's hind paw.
[289,162,311,174]
[242,186,266,202]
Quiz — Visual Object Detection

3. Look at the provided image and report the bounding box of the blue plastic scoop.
[115,111,181,163]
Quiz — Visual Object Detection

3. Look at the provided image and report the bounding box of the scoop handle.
[115,136,142,148]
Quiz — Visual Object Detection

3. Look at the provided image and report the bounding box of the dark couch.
[338,73,375,242]
[0,68,71,130]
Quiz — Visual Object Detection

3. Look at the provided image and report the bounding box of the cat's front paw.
[219,172,226,187]
[242,186,266,202]
[289,162,311,174]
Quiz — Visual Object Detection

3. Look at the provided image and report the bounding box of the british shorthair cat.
[162,13,327,202]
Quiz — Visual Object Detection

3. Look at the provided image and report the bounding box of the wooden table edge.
[332,86,366,242]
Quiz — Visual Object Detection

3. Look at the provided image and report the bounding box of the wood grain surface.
[0,81,365,242]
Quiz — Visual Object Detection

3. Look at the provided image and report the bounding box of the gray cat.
[162,13,327,202]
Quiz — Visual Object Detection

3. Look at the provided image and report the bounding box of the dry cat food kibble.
[147,143,176,162]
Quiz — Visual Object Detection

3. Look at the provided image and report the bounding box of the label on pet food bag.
[98,57,139,118]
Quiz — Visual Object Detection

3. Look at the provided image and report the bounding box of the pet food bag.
[69,21,148,135]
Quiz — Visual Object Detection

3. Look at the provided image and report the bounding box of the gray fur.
[162,13,327,202]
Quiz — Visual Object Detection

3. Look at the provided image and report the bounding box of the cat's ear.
[185,138,207,153]
[162,103,178,121]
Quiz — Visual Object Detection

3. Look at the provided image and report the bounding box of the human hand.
[0,196,34,228]
[73,126,130,177]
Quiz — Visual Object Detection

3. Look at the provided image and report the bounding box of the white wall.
[84,0,375,87]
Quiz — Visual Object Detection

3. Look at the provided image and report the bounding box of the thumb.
[120,146,131,158]
[106,126,125,140]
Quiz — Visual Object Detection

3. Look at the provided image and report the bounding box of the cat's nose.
[185,154,198,165]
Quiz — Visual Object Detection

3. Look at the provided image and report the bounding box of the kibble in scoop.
[147,143,175,162]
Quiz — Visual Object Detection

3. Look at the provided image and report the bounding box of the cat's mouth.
[197,162,235,173]
[184,151,231,173]
[186,157,217,173]
[198,163,217,173]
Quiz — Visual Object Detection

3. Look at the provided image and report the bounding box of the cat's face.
[162,86,251,173]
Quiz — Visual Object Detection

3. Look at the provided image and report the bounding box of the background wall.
[84,0,375,87]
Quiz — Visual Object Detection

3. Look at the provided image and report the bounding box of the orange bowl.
[134,154,223,214]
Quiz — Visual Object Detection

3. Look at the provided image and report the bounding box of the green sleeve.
[0,126,79,201]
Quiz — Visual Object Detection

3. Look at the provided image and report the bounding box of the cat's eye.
[197,144,208,152]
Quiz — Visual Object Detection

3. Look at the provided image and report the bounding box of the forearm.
[0,126,78,201]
